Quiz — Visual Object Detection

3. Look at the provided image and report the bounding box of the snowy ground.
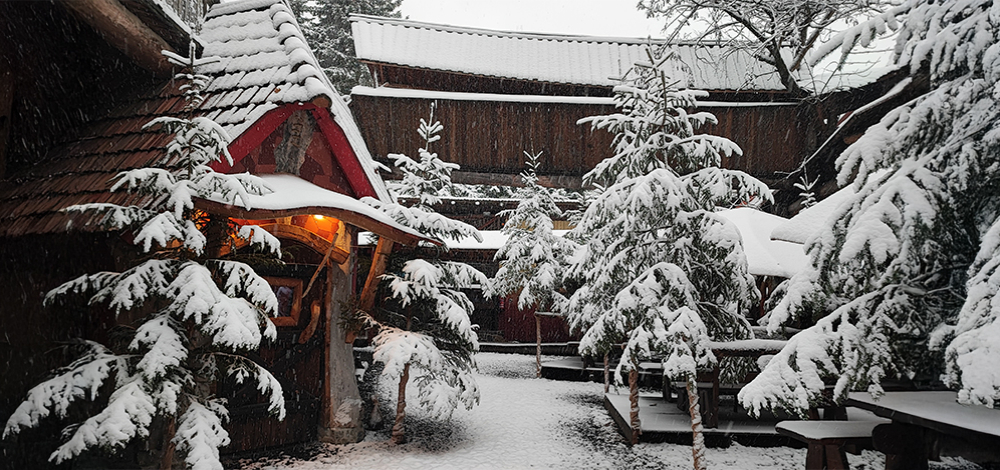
[233,353,987,470]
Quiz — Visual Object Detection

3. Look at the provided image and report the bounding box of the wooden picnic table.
[846,391,1000,469]
[652,339,787,428]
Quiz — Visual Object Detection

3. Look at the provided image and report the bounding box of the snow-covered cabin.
[0,0,421,465]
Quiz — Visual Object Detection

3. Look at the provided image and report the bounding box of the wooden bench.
[776,420,886,470]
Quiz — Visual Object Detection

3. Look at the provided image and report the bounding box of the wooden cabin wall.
[0,232,130,470]
[351,94,822,186]
[365,63,615,97]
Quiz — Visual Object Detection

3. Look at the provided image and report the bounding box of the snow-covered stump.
[319,257,365,444]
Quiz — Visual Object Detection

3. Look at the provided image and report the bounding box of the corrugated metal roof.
[350,14,788,92]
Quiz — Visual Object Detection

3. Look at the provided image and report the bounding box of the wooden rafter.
[62,0,176,77]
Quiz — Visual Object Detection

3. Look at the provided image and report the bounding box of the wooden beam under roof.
[62,0,177,77]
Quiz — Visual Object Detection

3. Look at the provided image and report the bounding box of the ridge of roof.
[350,13,686,46]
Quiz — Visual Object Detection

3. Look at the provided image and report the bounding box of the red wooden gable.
[212,103,379,200]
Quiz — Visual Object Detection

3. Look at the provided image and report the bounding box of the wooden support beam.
[62,0,176,77]
[359,238,393,311]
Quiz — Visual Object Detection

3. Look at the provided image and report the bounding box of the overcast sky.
[397,0,666,38]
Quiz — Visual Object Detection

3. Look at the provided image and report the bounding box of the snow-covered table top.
[776,419,889,441]
[715,207,808,278]
[706,339,788,355]
[847,391,1000,439]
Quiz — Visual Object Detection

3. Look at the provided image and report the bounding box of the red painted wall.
[498,294,576,343]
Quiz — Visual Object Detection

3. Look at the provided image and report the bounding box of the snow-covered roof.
[771,169,892,244]
[200,0,391,202]
[359,229,570,250]
[352,86,801,107]
[198,174,432,245]
[716,207,808,278]
[350,15,789,92]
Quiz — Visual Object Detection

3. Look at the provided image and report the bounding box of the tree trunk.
[535,315,542,378]
[686,376,707,470]
[603,354,610,394]
[628,368,640,445]
[391,363,410,444]
[160,416,175,470]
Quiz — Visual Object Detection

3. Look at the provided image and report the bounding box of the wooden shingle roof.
[0,0,390,238]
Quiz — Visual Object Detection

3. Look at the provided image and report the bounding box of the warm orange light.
[313,214,325,220]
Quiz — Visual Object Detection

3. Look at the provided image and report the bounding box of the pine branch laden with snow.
[742,0,1000,415]
[4,47,285,469]
[491,151,576,313]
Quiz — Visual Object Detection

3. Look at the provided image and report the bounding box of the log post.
[687,376,707,470]
[535,314,542,378]
[629,368,640,445]
[391,363,410,445]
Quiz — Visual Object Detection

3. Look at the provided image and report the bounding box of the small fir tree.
[3,48,285,469]
[740,0,1000,416]
[569,51,769,463]
[363,112,486,444]
[491,151,576,377]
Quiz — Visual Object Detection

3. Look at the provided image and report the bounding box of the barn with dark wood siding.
[346,15,853,342]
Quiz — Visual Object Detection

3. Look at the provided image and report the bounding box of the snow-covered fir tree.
[568,51,769,462]
[740,0,1000,417]
[363,113,486,444]
[2,47,285,470]
[288,0,401,93]
[491,151,576,377]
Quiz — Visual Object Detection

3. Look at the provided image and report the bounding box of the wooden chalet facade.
[348,15,841,205]
[0,0,422,467]
[346,15,860,342]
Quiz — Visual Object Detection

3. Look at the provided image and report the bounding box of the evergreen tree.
[363,112,485,444]
[3,47,285,470]
[740,0,1000,416]
[569,51,769,462]
[289,0,402,93]
[491,151,575,377]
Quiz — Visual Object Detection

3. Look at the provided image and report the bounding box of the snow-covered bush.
[569,50,769,462]
[740,0,1000,416]
[3,48,285,470]
[363,113,486,444]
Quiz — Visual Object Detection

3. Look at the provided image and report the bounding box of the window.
[264,277,302,327]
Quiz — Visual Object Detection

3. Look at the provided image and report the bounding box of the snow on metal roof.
[350,14,788,92]
[201,0,391,201]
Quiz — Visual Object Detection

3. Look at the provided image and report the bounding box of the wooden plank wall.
[350,94,819,182]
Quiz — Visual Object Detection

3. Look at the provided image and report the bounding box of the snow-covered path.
[235,354,981,470]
